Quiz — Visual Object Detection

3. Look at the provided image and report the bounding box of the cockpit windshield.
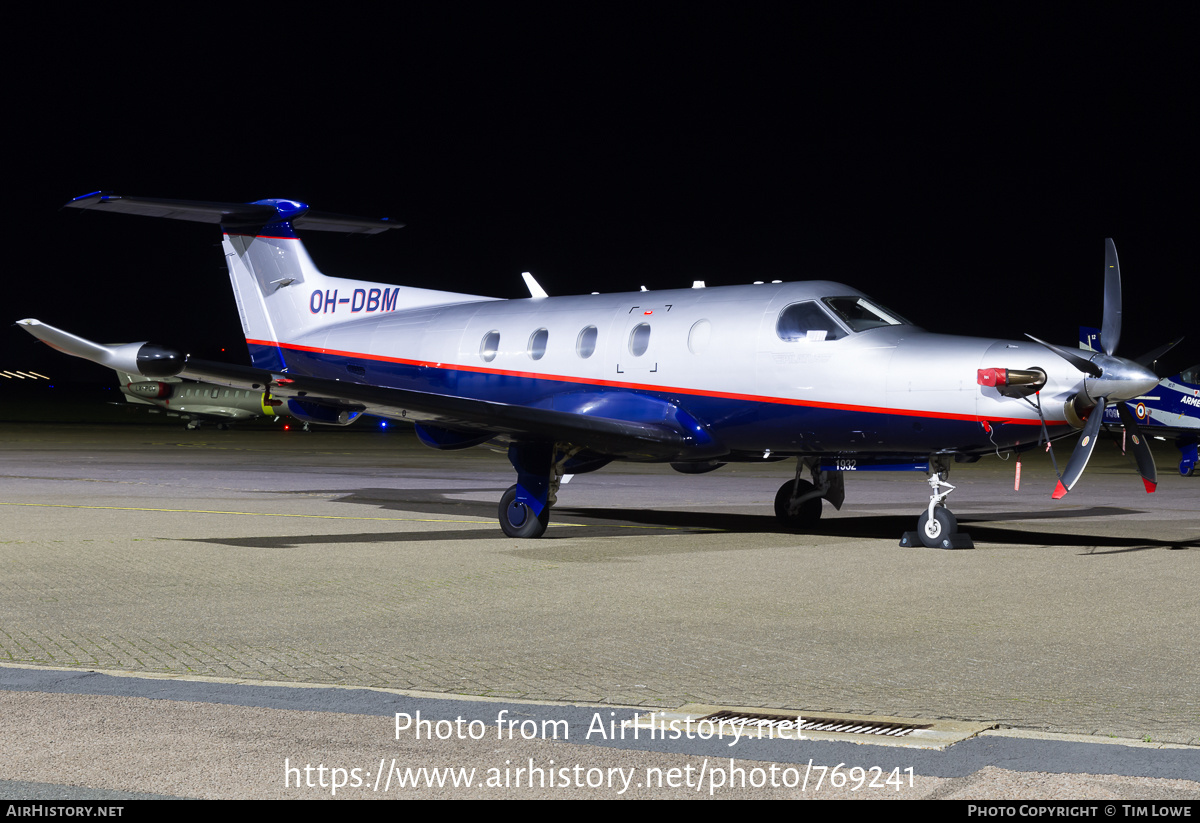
[822,296,912,332]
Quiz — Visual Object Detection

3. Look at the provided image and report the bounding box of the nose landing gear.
[901,461,975,549]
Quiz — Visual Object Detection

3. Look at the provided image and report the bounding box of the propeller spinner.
[1027,239,1165,499]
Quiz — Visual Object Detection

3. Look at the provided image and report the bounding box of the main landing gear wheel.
[774,479,822,527]
[917,506,957,548]
[499,484,549,539]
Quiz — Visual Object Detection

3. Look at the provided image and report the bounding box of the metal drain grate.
[701,710,931,737]
[630,705,995,749]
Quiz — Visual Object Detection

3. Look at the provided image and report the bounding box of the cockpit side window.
[776,302,845,342]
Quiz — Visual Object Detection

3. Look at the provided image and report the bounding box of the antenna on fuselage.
[521,272,548,299]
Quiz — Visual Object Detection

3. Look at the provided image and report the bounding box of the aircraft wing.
[17,319,715,461]
[254,370,708,459]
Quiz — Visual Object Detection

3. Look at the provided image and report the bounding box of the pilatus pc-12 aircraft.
[18,193,1179,548]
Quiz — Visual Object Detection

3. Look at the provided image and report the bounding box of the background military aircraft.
[1081,328,1198,477]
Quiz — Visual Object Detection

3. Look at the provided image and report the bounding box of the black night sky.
[8,8,1197,386]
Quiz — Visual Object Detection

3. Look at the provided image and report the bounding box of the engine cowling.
[125,381,174,399]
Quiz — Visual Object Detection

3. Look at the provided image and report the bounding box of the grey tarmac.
[0,422,1196,799]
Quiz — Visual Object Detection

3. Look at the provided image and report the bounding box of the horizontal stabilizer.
[64,192,403,235]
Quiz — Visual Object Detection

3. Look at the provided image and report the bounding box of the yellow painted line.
[0,502,717,531]
[0,502,498,524]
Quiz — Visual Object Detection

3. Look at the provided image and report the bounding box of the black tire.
[499,484,550,538]
[917,506,957,548]
[774,479,822,527]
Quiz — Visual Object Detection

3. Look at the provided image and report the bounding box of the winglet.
[1052,480,1069,499]
[1143,477,1157,494]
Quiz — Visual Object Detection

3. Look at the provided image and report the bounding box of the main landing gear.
[499,484,550,538]
[1178,436,1197,477]
[498,442,590,538]
[900,459,974,549]
[774,458,845,528]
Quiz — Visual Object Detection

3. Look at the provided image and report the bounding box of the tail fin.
[65,193,492,370]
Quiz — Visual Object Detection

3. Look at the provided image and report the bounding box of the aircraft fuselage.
[247,279,1073,459]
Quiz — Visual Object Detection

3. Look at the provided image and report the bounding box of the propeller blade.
[1026,334,1103,377]
[1102,238,1121,356]
[1134,336,1184,375]
[1117,403,1158,493]
[1052,397,1107,499]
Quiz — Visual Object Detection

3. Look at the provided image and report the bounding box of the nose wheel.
[900,465,974,549]
[917,505,957,545]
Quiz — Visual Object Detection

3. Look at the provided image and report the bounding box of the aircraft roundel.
[1082,435,1091,447]
[1136,403,1147,419]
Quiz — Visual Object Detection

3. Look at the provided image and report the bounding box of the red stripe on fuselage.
[246,338,1059,426]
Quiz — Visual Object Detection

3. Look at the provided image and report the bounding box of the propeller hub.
[1083,355,1160,403]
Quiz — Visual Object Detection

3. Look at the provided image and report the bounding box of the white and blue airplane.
[1081,328,1198,477]
[17,193,1178,547]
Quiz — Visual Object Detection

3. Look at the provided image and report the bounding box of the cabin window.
[776,302,845,342]
[576,326,598,359]
[480,330,500,362]
[628,323,651,357]
[527,328,548,360]
[687,319,711,354]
